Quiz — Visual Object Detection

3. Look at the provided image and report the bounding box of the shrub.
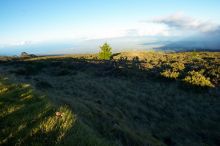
[183,70,214,88]
[161,69,179,79]
[131,56,141,69]
[170,62,185,71]
[206,67,220,84]
[98,43,112,60]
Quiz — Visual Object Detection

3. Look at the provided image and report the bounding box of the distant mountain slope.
[156,29,220,51]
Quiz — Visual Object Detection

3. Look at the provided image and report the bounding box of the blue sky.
[0,0,220,54]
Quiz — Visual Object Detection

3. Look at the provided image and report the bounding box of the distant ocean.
[1,35,219,56]
[0,37,163,56]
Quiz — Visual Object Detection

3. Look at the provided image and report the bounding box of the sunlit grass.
[0,78,76,145]
[0,77,113,146]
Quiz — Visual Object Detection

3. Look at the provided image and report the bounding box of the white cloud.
[3,12,218,47]
[0,39,34,48]
[152,12,219,32]
[122,22,170,38]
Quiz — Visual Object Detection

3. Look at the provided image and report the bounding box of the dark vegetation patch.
[35,80,53,90]
[10,61,47,76]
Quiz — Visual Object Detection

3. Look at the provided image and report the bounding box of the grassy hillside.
[0,51,220,146]
[0,77,112,146]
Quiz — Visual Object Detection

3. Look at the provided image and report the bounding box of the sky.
[0,0,220,55]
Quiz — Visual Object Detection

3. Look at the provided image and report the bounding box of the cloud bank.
[152,12,219,32]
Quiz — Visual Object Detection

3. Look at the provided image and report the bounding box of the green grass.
[0,51,220,146]
[0,78,112,146]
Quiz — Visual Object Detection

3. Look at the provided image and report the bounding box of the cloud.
[125,29,140,37]
[123,22,170,37]
[152,12,219,32]
[0,40,33,48]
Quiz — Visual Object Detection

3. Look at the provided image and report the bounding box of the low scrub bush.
[183,70,214,88]
[161,69,179,79]
[206,67,220,84]
[170,62,185,71]
[160,62,185,80]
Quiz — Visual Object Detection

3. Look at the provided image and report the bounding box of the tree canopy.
[98,43,112,60]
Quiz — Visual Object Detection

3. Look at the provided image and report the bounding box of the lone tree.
[98,43,112,60]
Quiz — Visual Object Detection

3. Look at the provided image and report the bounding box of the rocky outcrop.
[20,52,37,58]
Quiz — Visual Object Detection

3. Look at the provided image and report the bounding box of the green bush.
[98,43,112,60]
[160,62,185,80]
[170,62,185,71]
[207,67,220,84]
[183,70,214,88]
[161,69,179,79]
